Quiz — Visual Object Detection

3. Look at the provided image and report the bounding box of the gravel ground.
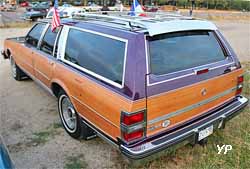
[0,20,249,169]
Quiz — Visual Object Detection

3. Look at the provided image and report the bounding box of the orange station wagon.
[1,13,248,159]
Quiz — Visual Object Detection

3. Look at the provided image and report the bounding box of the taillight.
[236,75,244,95]
[121,110,146,143]
[123,113,144,125]
[238,75,244,83]
[123,130,144,142]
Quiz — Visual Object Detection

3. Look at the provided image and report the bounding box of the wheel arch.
[50,80,71,99]
[6,48,11,57]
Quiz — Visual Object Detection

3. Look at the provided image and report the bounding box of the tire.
[58,90,96,140]
[31,17,37,22]
[10,56,25,81]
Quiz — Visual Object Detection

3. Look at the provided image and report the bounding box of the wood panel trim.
[148,86,237,125]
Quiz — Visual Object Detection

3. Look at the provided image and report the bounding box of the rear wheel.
[10,56,25,81]
[58,90,96,139]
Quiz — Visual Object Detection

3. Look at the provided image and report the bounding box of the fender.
[50,78,79,108]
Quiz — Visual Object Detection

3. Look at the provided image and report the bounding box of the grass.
[7,122,62,153]
[123,62,250,169]
[29,122,62,146]
[0,21,33,28]
[64,155,88,169]
[206,14,250,21]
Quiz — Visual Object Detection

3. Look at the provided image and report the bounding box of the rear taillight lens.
[236,75,244,95]
[121,110,146,143]
[123,112,144,125]
[238,76,244,84]
[123,130,144,142]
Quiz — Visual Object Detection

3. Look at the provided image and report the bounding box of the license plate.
[198,125,213,141]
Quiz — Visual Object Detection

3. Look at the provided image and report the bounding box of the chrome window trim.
[52,26,62,57]
[25,22,47,48]
[57,26,68,60]
[38,23,62,57]
[145,32,235,86]
[37,23,50,49]
[59,25,128,89]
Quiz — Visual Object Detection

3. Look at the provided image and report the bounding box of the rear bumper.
[120,96,248,159]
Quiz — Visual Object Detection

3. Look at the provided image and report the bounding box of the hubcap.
[60,95,77,132]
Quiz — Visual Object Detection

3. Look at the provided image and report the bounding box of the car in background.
[83,3,101,11]
[73,0,83,6]
[108,3,124,11]
[0,136,14,169]
[20,1,29,7]
[62,2,72,8]
[25,2,50,21]
[0,3,16,11]
[0,3,7,11]
[46,7,85,18]
[26,2,50,12]
[30,2,39,7]
[144,5,159,12]
[23,10,47,21]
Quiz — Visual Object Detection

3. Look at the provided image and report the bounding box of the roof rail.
[72,12,149,30]
[71,12,204,36]
[72,11,193,29]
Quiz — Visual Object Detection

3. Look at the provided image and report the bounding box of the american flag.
[51,0,60,32]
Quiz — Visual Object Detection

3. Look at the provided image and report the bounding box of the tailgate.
[145,30,243,137]
[146,69,243,136]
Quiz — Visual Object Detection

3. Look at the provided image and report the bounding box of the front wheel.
[58,90,96,139]
[10,56,25,81]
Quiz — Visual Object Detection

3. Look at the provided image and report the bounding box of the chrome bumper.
[120,96,248,159]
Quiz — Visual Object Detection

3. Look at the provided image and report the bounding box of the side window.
[26,23,46,47]
[64,29,126,86]
[40,26,60,56]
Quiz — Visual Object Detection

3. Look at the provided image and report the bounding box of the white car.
[108,3,124,11]
[46,7,85,18]
[83,3,102,12]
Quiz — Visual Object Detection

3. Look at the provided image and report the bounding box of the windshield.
[148,31,226,75]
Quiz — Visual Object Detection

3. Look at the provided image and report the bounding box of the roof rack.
[72,11,193,30]
[71,12,216,37]
[72,12,147,30]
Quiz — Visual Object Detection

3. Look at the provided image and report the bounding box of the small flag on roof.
[130,0,144,16]
[51,0,61,32]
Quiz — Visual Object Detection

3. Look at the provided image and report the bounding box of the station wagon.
[1,12,248,159]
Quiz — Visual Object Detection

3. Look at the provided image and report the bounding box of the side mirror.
[25,36,29,42]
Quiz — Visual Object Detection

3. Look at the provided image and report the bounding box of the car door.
[20,23,46,76]
[34,25,61,87]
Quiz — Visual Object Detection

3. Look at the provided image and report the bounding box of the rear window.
[148,31,226,75]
